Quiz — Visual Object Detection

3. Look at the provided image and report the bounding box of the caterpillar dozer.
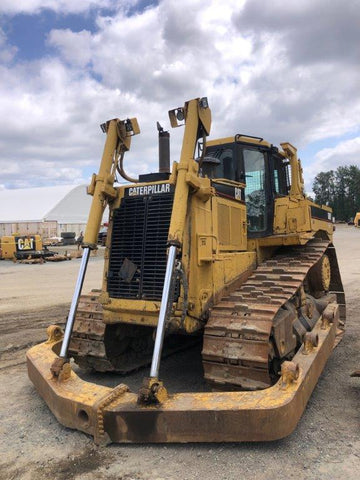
[0,234,54,261]
[27,97,345,444]
[354,212,360,227]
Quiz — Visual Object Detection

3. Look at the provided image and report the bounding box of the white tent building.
[0,185,96,238]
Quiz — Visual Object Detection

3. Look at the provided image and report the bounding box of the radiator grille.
[107,192,174,300]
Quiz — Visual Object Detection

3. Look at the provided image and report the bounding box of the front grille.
[107,192,174,300]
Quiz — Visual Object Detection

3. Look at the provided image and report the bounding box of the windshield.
[203,145,242,181]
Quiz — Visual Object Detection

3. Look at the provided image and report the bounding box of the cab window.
[202,146,242,182]
[243,149,267,232]
[272,155,289,196]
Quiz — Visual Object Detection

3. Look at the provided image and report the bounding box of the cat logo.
[235,187,242,201]
[127,183,172,196]
[16,236,35,251]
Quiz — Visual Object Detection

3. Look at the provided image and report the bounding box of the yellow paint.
[26,307,337,442]
[354,212,360,227]
[95,98,334,335]
[0,234,42,259]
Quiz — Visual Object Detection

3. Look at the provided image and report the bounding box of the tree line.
[312,165,360,222]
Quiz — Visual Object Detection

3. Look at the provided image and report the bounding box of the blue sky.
[0,0,359,193]
[3,11,99,61]
[2,1,157,61]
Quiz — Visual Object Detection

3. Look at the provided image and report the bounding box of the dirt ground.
[0,227,359,480]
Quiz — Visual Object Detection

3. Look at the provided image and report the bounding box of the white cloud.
[317,138,360,162]
[0,0,359,189]
[312,137,360,173]
[47,29,93,67]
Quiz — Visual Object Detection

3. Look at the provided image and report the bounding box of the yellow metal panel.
[186,194,214,320]
[213,197,247,251]
[197,235,213,263]
[207,136,272,149]
[274,198,311,234]
[102,298,161,326]
[218,203,230,245]
[212,251,256,296]
[311,218,333,239]
[230,206,244,248]
[0,234,42,259]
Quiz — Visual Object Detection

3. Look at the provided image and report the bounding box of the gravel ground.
[0,226,359,480]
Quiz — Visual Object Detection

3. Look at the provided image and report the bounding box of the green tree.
[312,170,335,207]
[313,165,360,221]
[347,165,360,217]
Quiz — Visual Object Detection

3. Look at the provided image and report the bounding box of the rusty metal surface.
[68,291,115,371]
[327,244,346,343]
[27,303,339,444]
[68,291,156,373]
[202,239,345,390]
[69,291,198,374]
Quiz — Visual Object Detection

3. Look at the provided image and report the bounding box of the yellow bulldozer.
[0,234,56,261]
[27,97,345,444]
[0,234,43,259]
[354,212,360,227]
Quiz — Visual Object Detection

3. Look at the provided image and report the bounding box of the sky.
[0,0,359,194]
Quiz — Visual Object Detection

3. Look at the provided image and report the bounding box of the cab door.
[242,147,274,237]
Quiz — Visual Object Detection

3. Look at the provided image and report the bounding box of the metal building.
[0,185,92,239]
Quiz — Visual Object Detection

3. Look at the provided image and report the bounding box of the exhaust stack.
[157,122,170,173]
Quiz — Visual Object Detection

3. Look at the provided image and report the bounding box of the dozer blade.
[27,303,339,444]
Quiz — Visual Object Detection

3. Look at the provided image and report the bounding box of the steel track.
[202,238,344,390]
[68,291,115,372]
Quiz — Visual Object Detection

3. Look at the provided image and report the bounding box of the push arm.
[84,118,140,249]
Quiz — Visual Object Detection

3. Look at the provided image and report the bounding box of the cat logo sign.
[15,236,35,251]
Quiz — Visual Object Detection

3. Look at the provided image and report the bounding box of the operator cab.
[203,136,290,237]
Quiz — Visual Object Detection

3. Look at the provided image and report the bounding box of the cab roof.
[206,135,287,158]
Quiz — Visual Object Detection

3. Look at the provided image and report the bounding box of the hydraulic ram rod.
[59,247,91,358]
[150,245,177,378]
